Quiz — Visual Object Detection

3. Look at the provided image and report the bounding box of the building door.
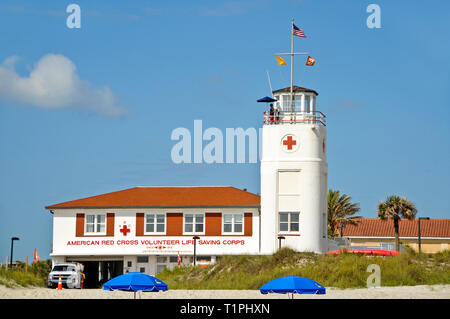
[77,260,124,288]
[82,261,99,288]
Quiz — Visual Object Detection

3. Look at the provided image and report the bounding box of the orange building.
[340,218,450,253]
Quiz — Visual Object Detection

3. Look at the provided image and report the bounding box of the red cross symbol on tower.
[120,225,130,236]
[283,135,297,150]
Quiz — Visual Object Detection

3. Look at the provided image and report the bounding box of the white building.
[260,86,328,254]
[45,85,329,287]
[46,186,260,287]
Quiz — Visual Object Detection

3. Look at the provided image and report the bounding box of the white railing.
[264,110,326,126]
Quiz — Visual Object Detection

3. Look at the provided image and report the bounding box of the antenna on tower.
[266,70,273,97]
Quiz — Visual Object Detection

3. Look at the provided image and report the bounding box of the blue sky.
[0,0,449,262]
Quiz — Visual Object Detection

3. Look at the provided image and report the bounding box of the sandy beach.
[1,284,449,299]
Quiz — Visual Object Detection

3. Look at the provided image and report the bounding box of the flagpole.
[290,18,294,113]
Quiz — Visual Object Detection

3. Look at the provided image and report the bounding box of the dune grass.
[157,248,450,289]
[0,268,45,287]
[2,251,448,289]
[0,261,50,287]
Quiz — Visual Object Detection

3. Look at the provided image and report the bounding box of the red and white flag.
[306,56,316,66]
[293,24,306,37]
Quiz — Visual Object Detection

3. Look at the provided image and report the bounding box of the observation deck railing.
[264,110,326,126]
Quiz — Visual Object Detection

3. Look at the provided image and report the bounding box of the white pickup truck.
[47,263,84,289]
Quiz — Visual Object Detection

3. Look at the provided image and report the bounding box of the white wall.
[260,123,328,254]
[51,207,260,257]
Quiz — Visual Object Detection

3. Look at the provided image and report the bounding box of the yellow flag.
[276,56,287,65]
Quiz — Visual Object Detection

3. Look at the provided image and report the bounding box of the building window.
[184,213,204,234]
[139,267,145,273]
[137,256,148,263]
[85,214,106,234]
[279,212,299,233]
[156,256,167,263]
[169,256,179,263]
[196,256,211,262]
[145,213,165,234]
[223,214,244,234]
[380,242,395,251]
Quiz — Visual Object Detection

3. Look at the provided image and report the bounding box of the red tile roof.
[45,186,261,209]
[342,218,450,238]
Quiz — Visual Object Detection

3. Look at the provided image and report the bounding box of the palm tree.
[377,195,417,252]
[328,189,362,238]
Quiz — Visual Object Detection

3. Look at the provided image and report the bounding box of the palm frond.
[328,189,361,235]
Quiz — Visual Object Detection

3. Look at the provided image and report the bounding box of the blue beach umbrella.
[103,272,168,298]
[260,276,325,298]
[257,96,277,103]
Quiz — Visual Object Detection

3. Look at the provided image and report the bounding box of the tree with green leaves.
[328,189,362,238]
[377,195,417,252]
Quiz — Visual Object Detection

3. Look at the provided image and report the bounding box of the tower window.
[304,95,310,112]
[293,95,301,111]
[279,212,299,233]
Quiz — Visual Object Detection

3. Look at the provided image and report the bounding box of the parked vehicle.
[47,263,84,289]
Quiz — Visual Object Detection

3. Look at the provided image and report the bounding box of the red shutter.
[136,213,144,236]
[76,213,85,237]
[244,213,253,236]
[106,213,115,236]
[166,213,183,236]
[205,213,222,236]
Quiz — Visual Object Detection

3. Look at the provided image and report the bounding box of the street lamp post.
[277,236,285,249]
[418,217,430,253]
[10,237,20,267]
[340,224,346,237]
[192,236,200,266]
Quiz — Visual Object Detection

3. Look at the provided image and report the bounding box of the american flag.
[293,24,306,38]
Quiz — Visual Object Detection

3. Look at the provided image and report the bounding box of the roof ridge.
[134,186,235,188]
[45,185,260,209]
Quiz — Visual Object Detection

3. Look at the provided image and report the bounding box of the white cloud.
[0,54,124,116]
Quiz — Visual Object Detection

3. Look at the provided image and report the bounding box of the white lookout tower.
[260,19,328,254]
[260,85,328,254]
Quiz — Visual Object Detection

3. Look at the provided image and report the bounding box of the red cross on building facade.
[120,224,130,236]
[282,135,297,151]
